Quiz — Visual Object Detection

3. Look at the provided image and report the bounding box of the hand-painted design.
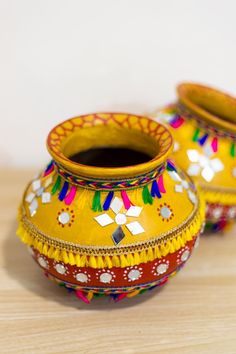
[188,190,197,205]
[177,246,190,264]
[73,270,91,284]
[41,192,51,204]
[232,167,236,178]
[29,198,38,217]
[173,141,180,152]
[212,206,223,220]
[228,206,236,219]
[44,176,53,188]
[57,208,75,227]
[157,203,174,222]
[112,226,125,245]
[123,266,143,282]
[25,192,35,204]
[37,255,48,269]
[94,197,144,242]
[53,262,69,275]
[151,260,169,276]
[36,186,44,197]
[187,149,224,182]
[96,269,116,284]
[32,179,41,192]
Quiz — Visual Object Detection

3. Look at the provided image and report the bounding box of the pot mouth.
[47,112,173,179]
[177,82,236,134]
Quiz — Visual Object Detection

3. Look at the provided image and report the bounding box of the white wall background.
[1,0,236,166]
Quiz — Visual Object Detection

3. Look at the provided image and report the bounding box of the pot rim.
[177,82,236,135]
[47,112,173,179]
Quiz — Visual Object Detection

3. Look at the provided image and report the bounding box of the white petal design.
[25,192,35,203]
[44,176,53,188]
[188,190,197,205]
[187,164,201,176]
[94,213,114,227]
[126,206,143,217]
[110,197,123,214]
[210,158,224,173]
[29,199,38,216]
[32,179,41,191]
[175,184,183,193]
[168,170,182,182]
[187,149,199,162]
[201,166,214,182]
[41,192,51,204]
[126,221,144,235]
[203,144,214,157]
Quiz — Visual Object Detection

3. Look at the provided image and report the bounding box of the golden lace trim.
[17,195,205,268]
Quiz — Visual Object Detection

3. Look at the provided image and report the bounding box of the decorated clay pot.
[155,83,236,231]
[17,113,205,302]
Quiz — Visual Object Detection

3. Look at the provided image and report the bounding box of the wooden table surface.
[1,168,236,354]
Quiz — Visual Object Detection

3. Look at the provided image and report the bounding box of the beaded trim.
[54,161,166,191]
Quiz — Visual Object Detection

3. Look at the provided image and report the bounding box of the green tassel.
[230,142,235,157]
[142,185,153,205]
[51,175,61,195]
[192,128,200,142]
[92,191,102,212]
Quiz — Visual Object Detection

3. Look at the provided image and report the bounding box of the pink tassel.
[75,290,90,304]
[121,190,131,209]
[170,116,184,128]
[157,175,166,193]
[64,186,77,205]
[114,293,127,302]
[211,137,218,153]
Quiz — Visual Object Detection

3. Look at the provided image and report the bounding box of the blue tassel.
[58,181,69,201]
[198,133,209,146]
[103,191,114,210]
[167,160,177,172]
[151,180,161,198]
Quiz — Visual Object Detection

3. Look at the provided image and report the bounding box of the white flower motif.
[187,147,224,182]
[94,197,145,237]
[167,170,197,205]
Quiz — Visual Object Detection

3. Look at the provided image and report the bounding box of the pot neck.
[46,113,173,185]
[176,83,236,136]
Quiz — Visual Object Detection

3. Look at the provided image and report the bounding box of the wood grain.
[0,168,236,354]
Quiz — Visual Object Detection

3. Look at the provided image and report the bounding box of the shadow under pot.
[155,82,236,232]
[17,113,205,303]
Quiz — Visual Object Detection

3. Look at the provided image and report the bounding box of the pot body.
[155,83,236,231]
[17,113,205,302]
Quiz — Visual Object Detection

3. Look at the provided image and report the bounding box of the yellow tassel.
[53,248,60,261]
[89,255,97,268]
[97,256,104,268]
[86,291,94,302]
[16,193,205,268]
[68,252,76,265]
[104,256,112,268]
[75,254,81,267]
[61,250,69,263]
[112,255,120,267]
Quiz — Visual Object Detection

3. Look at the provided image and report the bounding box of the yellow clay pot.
[155,83,236,231]
[17,113,205,302]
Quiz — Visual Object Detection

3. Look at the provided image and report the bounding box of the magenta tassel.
[75,290,90,304]
[157,175,166,193]
[211,137,218,153]
[114,293,127,302]
[121,190,131,209]
[170,116,184,128]
[64,185,77,205]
